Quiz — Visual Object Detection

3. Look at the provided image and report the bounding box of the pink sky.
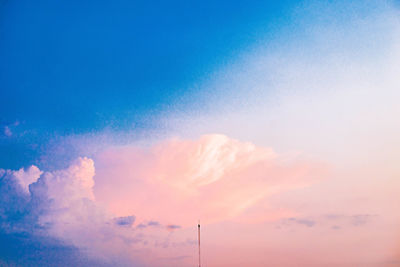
[93,134,325,227]
[2,1,399,265]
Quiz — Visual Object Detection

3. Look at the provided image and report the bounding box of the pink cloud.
[4,126,12,137]
[0,135,326,266]
[3,165,43,194]
[93,134,325,226]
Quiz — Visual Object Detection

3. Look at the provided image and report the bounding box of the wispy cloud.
[276,214,378,230]
[93,134,325,226]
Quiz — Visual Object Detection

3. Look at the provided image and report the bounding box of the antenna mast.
[198,220,201,267]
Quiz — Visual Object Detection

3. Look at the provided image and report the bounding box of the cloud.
[276,217,316,228]
[0,169,32,231]
[350,214,375,226]
[114,216,136,227]
[93,134,324,226]
[0,158,146,266]
[325,214,377,227]
[1,1,399,265]
[166,225,181,231]
[276,214,377,230]
[1,121,21,138]
[148,221,161,227]
[0,134,324,265]
[288,218,316,227]
[12,166,42,194]
[0,134,321,265]
[3,126,12,137]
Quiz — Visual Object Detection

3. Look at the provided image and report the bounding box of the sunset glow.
[1,0,399,266]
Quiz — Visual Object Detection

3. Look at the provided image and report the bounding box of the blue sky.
[1,1,400,266]
[0,0,297,169]
[0,0,293,130]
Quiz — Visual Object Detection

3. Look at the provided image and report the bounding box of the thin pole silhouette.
[198,220,201,267]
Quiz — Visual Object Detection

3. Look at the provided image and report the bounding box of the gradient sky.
[1,0,400,266]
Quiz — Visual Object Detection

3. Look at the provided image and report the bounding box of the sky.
[0,0,400,266]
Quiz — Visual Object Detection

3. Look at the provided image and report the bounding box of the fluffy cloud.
[0,135,324,266]
[93,134,324,226]
[0,158,142,266]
